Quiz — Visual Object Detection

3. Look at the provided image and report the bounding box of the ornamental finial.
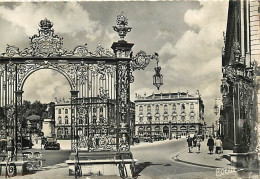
[113,12,132,40]
[39,18,53,30]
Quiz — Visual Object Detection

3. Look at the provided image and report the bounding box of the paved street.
[12,139,255,179]
[132,139,217,179]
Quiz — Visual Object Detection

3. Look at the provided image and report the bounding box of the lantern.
[213,104,219,116]
[220,77,229,98]
[153,66,163,90]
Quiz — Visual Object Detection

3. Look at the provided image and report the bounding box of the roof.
[135,92,202,102]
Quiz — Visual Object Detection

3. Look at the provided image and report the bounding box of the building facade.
[134,92,204,138]
[54,98,136,139]
[221,0,260,168]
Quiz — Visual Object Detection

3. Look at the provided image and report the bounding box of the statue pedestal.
[66,150,137,177]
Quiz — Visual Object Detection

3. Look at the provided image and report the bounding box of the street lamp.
[169,121,172,140]
[153,57,163,90]
[148,116,152,143]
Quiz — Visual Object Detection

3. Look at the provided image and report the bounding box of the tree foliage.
[22,100,47,119]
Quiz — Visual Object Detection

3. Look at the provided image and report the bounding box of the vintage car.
[44,137,60,150]
[132,136,140,143]
[153,135,166,141]
[22,136,34,149]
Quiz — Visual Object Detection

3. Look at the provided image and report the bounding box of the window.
[155,117,159,121]
[85,116,89,124]
[79,119,83,124]
[172,116,177,122]
[65,116,68,124]
[64,128,68,137]
[147,105,151,112]
[164,116,168,121]
[190,103,194,109]
[155,105,159,113]
[164,104,168,112]
[57,128,62,137]
[100,107,103,113]
[93,115,97,124]
[172,104,176,111]
[181,104,185,111]
[58,109,61,114]
[93,108,97,113]
[181,116,185,121]
[58,116,62,124]
[139,105,143,111]
[139,117,143,122]
[65,108,68,114]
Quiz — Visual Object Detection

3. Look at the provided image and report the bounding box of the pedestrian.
[207,135,214,154]
[197,137,202,153]
[215,136,223,154]
[187,135,193,153]
[193,135,197,148]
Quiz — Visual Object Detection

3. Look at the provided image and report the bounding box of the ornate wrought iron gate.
[0,13,162,162]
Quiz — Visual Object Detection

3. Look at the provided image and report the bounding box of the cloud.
[23,70,70,103]
[0,2,102,41]
[156,1,228,124]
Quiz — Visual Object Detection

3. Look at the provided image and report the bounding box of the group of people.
[207,135,223,154]
[187,135,202,153]
[187,135,223,154]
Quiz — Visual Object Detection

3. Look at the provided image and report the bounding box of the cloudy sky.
[0,1,228,125]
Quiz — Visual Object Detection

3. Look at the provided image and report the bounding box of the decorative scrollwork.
[1,19,114,58]
[90,43,114,57]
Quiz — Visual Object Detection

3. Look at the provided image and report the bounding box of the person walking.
[215,136,223,154]
[207,135,214,154]
[197,137,202,153]
[193,135,197,148]
[187,135,193,153]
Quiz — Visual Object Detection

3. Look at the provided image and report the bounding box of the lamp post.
[169,121,172,140]
[213,98,221,136]
[212,124,215,138]
[149,116,152,143]
[153,56,163,90]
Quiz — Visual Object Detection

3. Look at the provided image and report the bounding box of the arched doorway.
[163,126,169,138]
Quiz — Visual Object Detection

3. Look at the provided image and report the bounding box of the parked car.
[44,137,60,150]
[132,136,140,143]
[22,136,34,149]
[144,135,153,142]
[153,135,166,141]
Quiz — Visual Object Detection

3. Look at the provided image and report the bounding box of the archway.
[163,126,169,138]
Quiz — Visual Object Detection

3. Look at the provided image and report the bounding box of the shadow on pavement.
[134,162,163,178]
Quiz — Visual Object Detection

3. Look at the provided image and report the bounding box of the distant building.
[134,92,204,138]
[54,98,116,139]
[54,98,135,139]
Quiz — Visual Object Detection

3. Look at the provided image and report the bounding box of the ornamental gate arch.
[0,15,162,161]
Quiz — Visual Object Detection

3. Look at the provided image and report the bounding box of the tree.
[22,100,47,135]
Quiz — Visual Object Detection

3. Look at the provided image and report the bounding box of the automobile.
[144,135,153,142]
[44,137,60,150]
[22,136,34,149]
[153,135,166,141]
[132,136,140,143]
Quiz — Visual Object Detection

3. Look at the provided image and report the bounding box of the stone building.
[54,98,116,139]
[134,92,204,138]
[220,0,260,168]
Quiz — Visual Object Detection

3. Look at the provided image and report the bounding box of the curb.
[174,156,222,169]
